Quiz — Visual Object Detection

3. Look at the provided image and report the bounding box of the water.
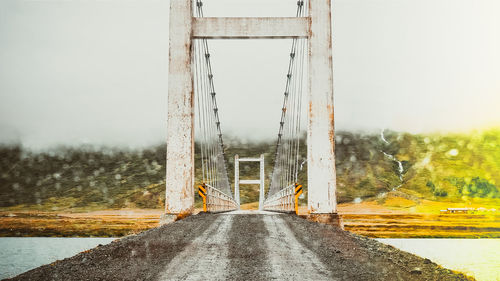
[378,238,500,281]
[0,238,498,280]
[380,129,404,189]
[0,237,116,279]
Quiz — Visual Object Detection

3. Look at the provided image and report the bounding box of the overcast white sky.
[1,0,499,149]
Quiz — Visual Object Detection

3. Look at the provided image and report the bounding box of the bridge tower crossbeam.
[165,0,336,219]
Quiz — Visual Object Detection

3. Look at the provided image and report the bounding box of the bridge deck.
[10,212,470,281]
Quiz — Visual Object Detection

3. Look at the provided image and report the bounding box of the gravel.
[7,212,474,281]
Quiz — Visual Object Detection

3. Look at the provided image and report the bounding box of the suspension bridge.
[9,1,471,280]
[165,0,337,223]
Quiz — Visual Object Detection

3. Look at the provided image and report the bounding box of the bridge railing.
[198,184,238,213]
[263,183,303,214]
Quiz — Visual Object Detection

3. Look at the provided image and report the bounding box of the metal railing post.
[234,154,240,206]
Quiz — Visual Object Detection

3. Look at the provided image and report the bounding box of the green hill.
[1,129,499,211]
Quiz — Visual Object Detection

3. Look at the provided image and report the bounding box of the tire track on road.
[263,215,333,280]
[159,215,233,281]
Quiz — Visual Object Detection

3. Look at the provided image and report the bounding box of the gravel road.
[8,211,473,281]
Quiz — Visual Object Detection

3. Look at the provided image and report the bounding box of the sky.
[0,0,499,149]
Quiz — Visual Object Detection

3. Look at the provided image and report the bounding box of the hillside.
[336,129,500,204]
[0,129,499,211]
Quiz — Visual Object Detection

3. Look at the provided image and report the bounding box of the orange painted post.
[294,184,303,215]
[198,185,207,212]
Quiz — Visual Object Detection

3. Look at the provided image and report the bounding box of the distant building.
[440,208,474,214]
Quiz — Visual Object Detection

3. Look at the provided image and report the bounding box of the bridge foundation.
[304,213,343,229]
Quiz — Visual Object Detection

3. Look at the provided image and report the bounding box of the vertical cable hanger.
[194,0,232,198]
[268,0,306,199]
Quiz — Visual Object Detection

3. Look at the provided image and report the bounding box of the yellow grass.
[1,196,498,238]
[297,196,500,238]
[0,209,163,237]
[239,202,260,210]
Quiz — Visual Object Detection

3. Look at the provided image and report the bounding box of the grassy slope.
[1,129,499,212]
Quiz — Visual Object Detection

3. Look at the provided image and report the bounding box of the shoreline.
[1,207,498,238]
[6,213,474,281]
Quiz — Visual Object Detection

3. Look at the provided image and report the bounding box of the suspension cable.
[268,0,307,198]
[194,0,232,198]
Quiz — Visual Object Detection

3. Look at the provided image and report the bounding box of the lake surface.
[0,238,498,280]
[378,238,500,281]
[0,237,116,279]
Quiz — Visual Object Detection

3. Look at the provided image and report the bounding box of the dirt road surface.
[8,211,473,281]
